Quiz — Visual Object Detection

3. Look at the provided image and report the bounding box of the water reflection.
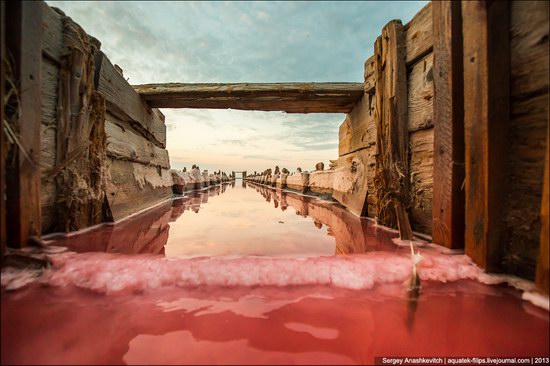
[249,182,399,255]
[48,182,401,258]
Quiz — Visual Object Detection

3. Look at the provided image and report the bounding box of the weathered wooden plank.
[40,59,58,232]
[338,93,375,157]
[408,53,433,132]
[536,131,549,294]
[510,1,549,99]
[133,82,365,113]
[463,1,510,271]
[308,170,334,197]
[41,2,63,62]
[104,159,174,222]
[409,129,434,235]
[1,0,6,256]
[364,55,376,94]
[374,21,413,239]
[41,59,58,128]
[51,14,107,233]
[404,2,433,66]
[5,1,42,247]
[332,148,372,217]
[105,114,170,168]
[500,1,549,278]
[501,92,548,278]
[432,1,465,249]
[95,51,166,148]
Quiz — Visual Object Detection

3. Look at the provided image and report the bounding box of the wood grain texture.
[501,95,548,278]
[50,14,107,233]
[510,1,549,99]
[106,114,170,169]
[41,2,62,63]
[332,148,372,217]
[432,0,465,249]
[5,1,43,246]
[374,21,413,239]
[409,129,434,235]
[536,131,549,294]
[95,51,166,148]
[364,55,376,94]
[463,1,510,271]
[40,58,59,232]
[408,53,434,132]
[501,1,549,279]
[338,93,375,157]
[1,0,6,256]
[133,83,365,113]
[404,2,433,66]
[104,158,173,222]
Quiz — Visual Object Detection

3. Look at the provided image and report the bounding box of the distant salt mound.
[0,249,484,294]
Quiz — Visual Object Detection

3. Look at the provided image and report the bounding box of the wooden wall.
[36,3,172,233]
[337,1,548,286]
[502,1,549,279]
[337,3,434,235]
[94,51,172,222]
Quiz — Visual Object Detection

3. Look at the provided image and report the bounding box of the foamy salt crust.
[2,250,548,311]
[3,250,481,291]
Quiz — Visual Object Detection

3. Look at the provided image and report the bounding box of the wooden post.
[374,20,413,240]
[462,1,510,271]
[536,131,549,294]
[1,0,6,257]
[5,1,43,247]
[432,1,465,249]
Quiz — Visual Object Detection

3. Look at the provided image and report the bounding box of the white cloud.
[48,0,427,173]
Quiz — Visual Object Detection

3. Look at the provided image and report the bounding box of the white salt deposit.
[2,248,547,311]
[522,291,550,311]
[1,249,482,294]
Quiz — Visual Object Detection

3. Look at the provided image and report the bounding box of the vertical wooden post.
[5,1,43,247]
[1,0,7,257]
[536,131,549,294]
[374,20,413,240]
[462,1,510,271]
[432,1,465,249]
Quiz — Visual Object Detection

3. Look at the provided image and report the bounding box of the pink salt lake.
[1,181,549,364]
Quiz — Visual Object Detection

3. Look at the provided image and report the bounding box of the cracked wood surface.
[133,83,365,113]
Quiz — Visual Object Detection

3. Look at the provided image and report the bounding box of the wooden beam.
[463,1,510,271]
[133,83,365,113]
[5,1,42,247]
[105,114,170,169]
[432,1,465,249]
[374,20,413,240]
[404,2,433,67]
[1,0,6,257]
[95,51,167,148]
[536,123,549,294]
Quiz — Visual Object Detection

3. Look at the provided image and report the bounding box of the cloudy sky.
[48,1,426,174]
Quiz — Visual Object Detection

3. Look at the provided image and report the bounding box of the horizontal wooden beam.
[133,83,365,113]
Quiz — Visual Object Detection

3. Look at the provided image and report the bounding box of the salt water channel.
[1,181,549,364]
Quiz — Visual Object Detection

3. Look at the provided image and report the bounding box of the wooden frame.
[133,83,365,113]
[1,0,6,256]
[462,1,510,270]
[432,1,465,249]
[4,1,43,247]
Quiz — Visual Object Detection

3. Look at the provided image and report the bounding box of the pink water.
[1,182,549,365]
